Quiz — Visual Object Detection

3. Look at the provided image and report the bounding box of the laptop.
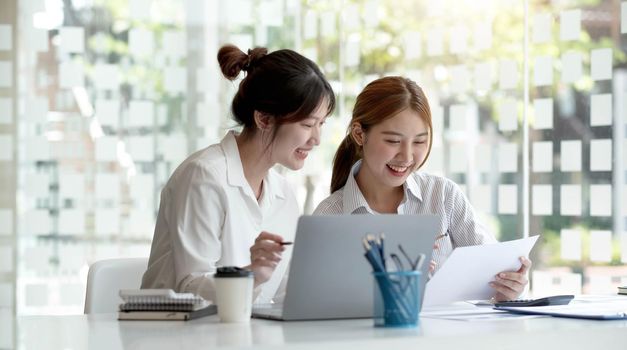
[252,214,439,321]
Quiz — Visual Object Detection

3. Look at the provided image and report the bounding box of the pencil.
[280,241,293,246]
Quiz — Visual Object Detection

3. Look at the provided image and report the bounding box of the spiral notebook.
[118,289,211,312]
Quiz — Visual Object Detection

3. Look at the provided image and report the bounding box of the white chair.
[84,257,148,314]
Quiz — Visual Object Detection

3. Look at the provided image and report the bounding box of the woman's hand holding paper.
[490,256,532,301]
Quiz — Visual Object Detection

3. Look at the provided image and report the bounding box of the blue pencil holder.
[373,271,421,328]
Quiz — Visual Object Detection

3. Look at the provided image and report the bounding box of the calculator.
[494,295,574,307]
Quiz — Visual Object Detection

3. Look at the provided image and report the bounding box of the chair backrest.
[84,257,148,314]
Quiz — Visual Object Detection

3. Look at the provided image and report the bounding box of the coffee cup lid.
[215,266,254,278]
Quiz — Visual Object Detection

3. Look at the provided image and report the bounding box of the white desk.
[18,307,627,350]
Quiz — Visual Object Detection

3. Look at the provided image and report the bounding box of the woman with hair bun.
[314,76,530,302]
[142,45,335,304]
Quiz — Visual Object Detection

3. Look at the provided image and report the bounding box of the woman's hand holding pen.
[246,231,287,287]
[490,256,533,301]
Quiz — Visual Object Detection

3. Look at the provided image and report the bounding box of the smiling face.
[268,99,329,170]
[353,108,430,189]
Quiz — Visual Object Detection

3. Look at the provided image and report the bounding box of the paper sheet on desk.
[423,235,539,307]
[421,304,545,321]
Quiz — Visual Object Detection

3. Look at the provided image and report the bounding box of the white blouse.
[141,131,299,304]
[313,160,496,273]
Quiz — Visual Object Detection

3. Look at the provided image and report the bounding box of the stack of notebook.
[118,289,216,320]
[619,286,627,296]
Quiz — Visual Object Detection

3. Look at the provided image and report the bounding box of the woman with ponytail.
[314,76,530,302]
[142,45,335,304]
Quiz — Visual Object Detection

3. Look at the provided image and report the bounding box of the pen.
[435,232,449,241]
[415,254,426,270]
[398,244,424,271]
[363,244,385,272]
[279,241,293,246]
[378,233,386,269]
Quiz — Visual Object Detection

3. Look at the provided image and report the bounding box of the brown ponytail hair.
[217,44,335,141]
[330,76,433,193]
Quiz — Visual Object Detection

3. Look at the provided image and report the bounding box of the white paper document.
[423,235,539,307]
[421,303,543,321]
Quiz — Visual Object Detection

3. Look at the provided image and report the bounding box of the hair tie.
[242,49,254,70]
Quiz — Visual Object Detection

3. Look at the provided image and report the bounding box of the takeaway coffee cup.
[214,266,255,323]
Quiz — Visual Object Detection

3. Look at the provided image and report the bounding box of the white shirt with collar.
[313,160,496,272]
[141,131,299,304]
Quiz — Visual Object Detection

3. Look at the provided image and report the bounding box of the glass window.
[0,4,624,343]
